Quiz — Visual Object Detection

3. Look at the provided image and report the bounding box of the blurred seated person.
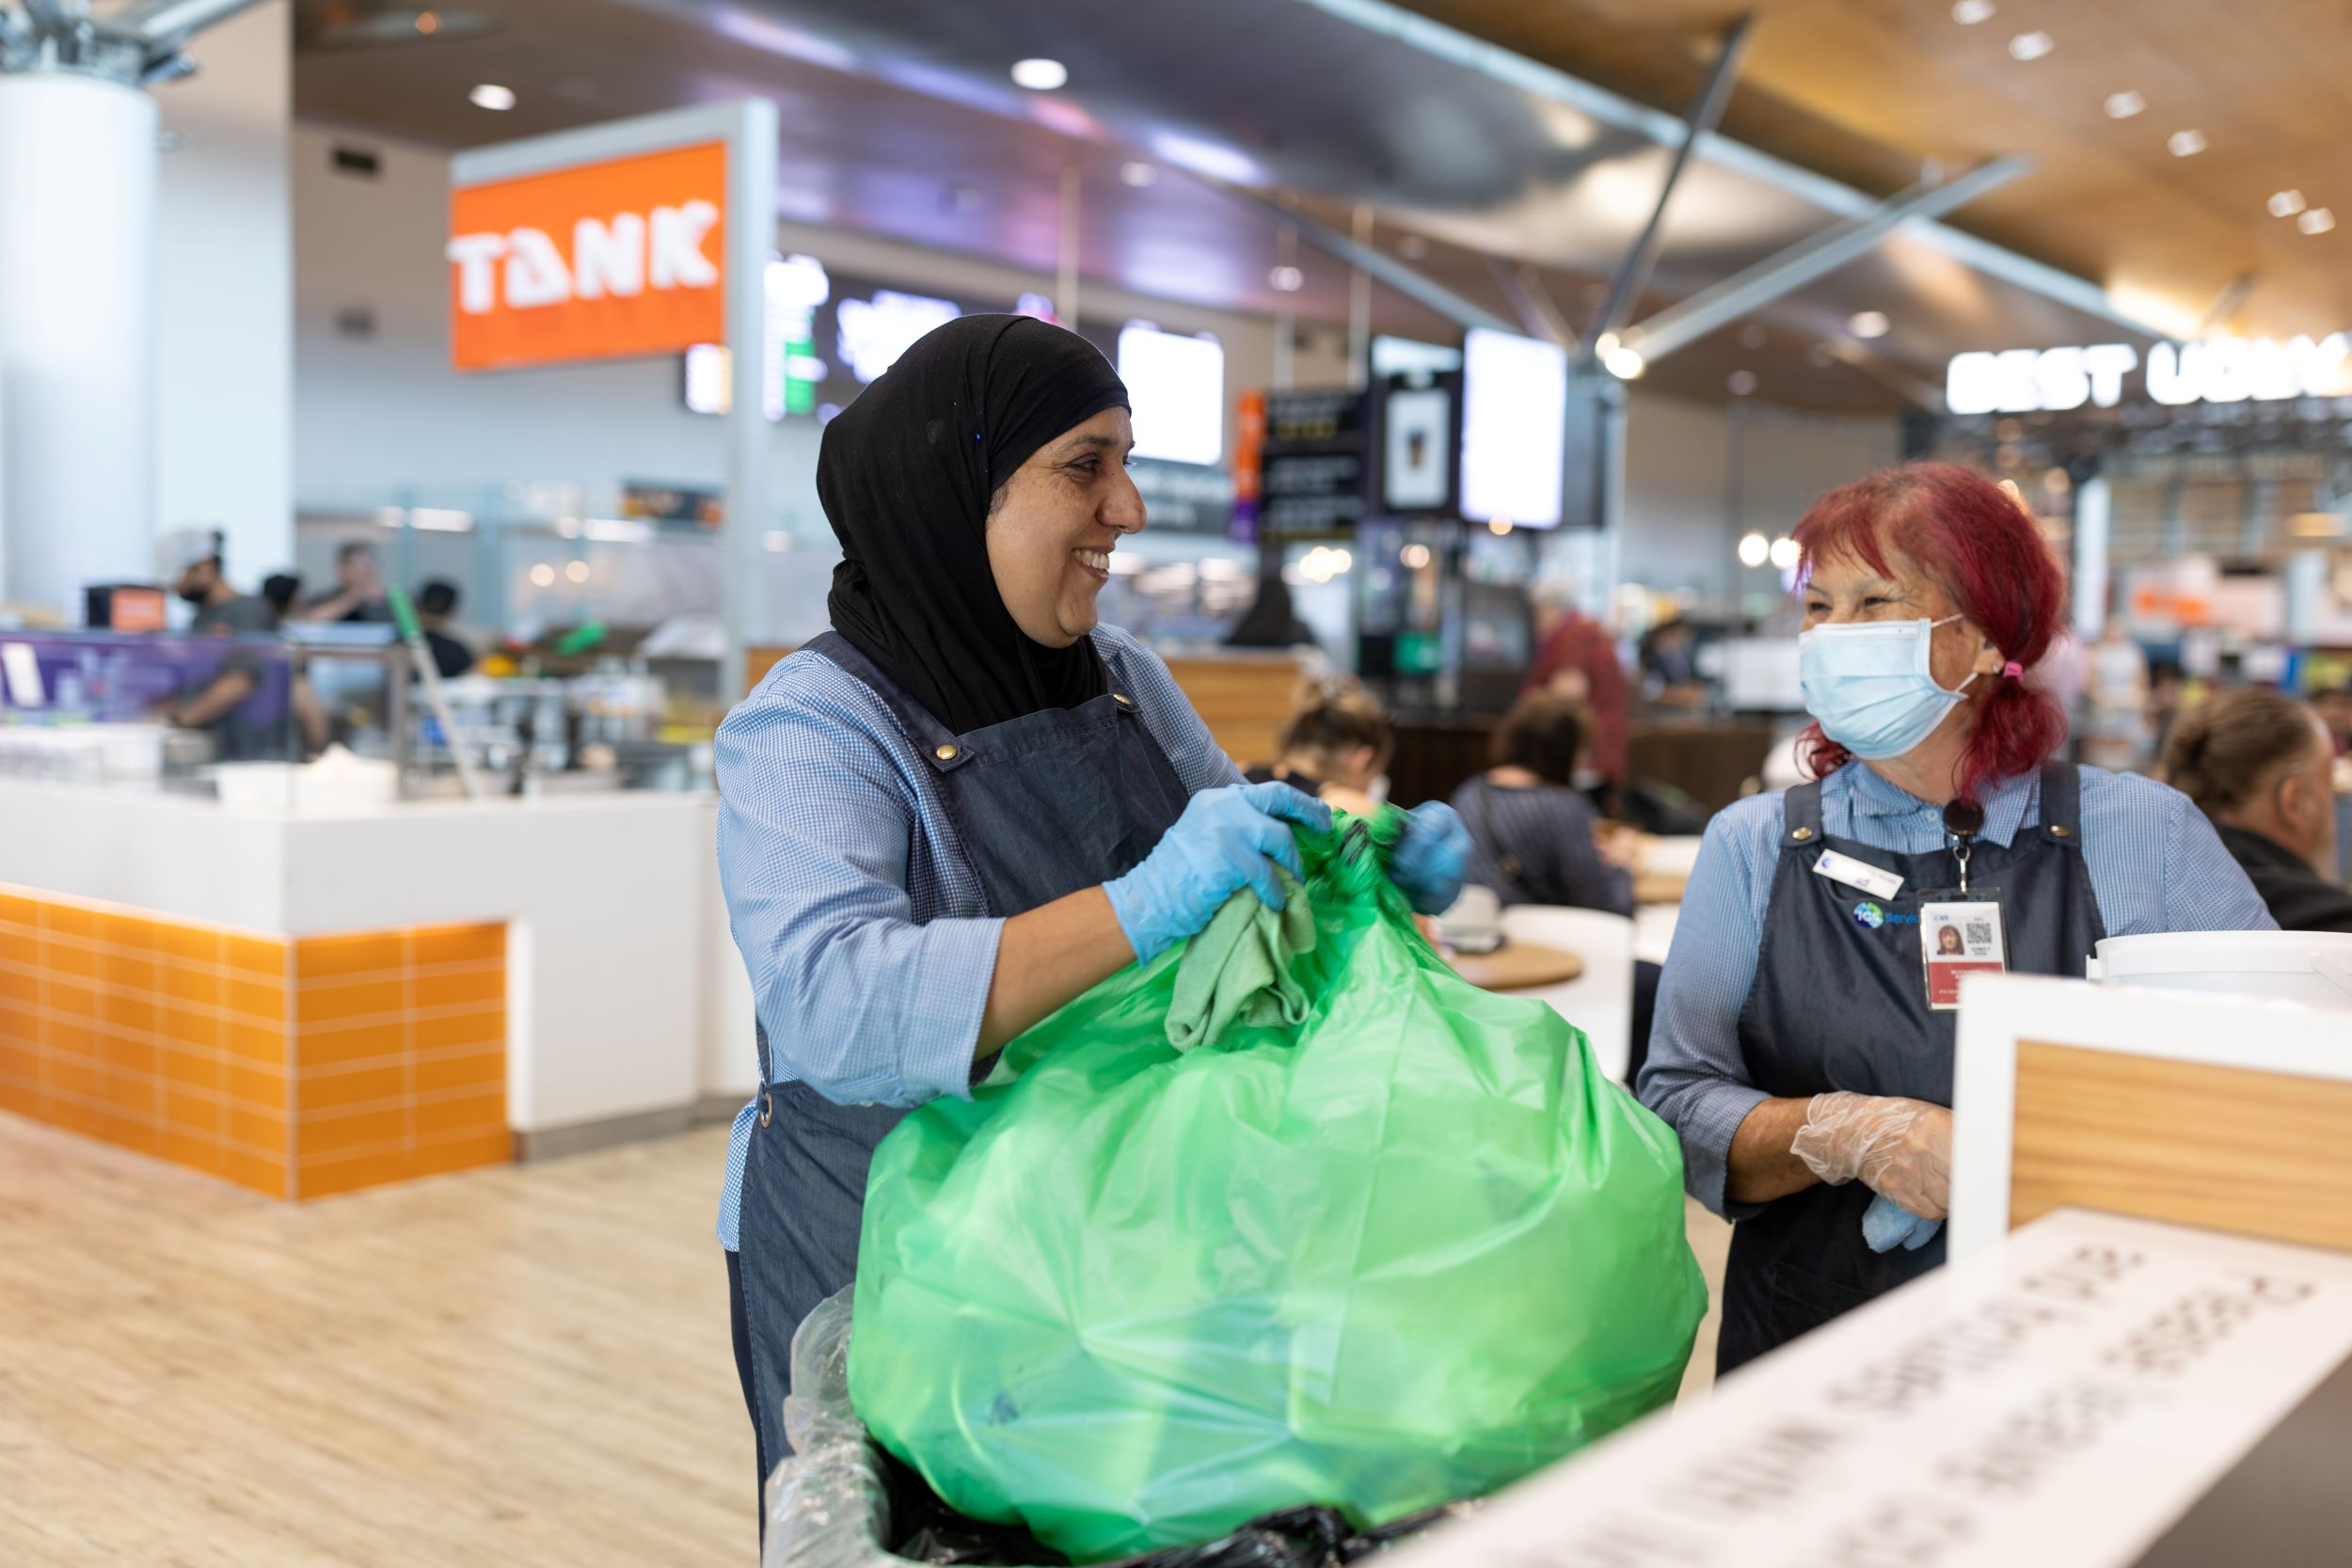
[1639,617,1706,709]
[298,541,391,624]
[2314,682,2352,758]
[1454,691,1659,1084]
[1522,574,1629,790]
[1244,676,1391,818]
[415,578,477,678]
[1451,693,1634,917]
[160,528,275,759]
[2161,688,2352,933]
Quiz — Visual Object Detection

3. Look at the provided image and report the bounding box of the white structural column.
[2073,474,2111,639]
[0,74,159,616]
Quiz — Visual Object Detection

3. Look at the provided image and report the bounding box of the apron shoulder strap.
[801,630,964,767]
[1780,777,1827,850]
[2037,759,2085,849]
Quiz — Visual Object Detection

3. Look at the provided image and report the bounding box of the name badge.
[1812,848,1905,900]
[1920,896,2008,1010]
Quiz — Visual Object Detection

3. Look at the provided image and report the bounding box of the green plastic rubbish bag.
[849,809,1706,1562]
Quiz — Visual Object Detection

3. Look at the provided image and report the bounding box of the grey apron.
[729,630,1192,1499]
[1715,761,2106,1375]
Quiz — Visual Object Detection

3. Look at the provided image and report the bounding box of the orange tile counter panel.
[293,924,509,1199]
[0,886,293,1198]
[0,885,508,1202]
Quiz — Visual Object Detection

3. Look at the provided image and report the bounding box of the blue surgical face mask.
[1798,615,1981,761]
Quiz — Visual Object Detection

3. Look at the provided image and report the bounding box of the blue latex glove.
[1387,800,1471,915]
[1106,784,1332,965]
[1863,1192,1942,1253]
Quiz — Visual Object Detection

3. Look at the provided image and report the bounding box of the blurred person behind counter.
[298,540,390,625]
[158,527,277,758]
[1521,574,1629,791]
[2162,687,2352,933]
[1639,461,2274,1376]
[711,316,1471,1508]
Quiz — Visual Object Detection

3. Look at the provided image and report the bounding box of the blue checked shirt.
[714,626,1242,1249]
[1637,762,2277,1221]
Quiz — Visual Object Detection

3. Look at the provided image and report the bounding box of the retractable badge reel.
[1918,799,2007,1011]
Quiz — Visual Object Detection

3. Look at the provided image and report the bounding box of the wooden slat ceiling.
[1404,0,2352,340]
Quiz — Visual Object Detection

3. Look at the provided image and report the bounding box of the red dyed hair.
[1792,461,2069,803]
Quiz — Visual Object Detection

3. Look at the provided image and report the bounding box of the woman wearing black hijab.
[714,315,1472,1502]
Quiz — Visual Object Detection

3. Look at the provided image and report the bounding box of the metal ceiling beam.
[1621,156,2033,366]
[1294,0,2162,341]
[1586,12,1753,357]
[1487,256,1571,347]
[1223,188,1518,336]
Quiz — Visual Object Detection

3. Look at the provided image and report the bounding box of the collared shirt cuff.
[1678,1080,1773,1223]
[893,915,1007,1103]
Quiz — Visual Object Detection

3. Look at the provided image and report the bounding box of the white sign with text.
[1384,1211,2352,1568]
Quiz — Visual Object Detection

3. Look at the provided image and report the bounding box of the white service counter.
[0,778,756,1156]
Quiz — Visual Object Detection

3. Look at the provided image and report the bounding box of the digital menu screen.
[1460,327,1568,529]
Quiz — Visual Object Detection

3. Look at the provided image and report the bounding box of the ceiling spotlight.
[1118,161,1157,187]
[1400,543,1433,570]
[1848,310,1891,340]
[1739,324,1769,350]
[1603,345,1645,380]
[1768,536,1802,571]
[1397,233,1430,261]
[2301,207,2337,235]
[529,562,555,588]
[2168,128,2206,157]
[1808,342,1839,368]
[1727,369,1758,397]
[2008,31,2053,60]
[2104,90,2145,119]
[1488,519,1514,536]
[2270,189,2309,217]
[1738,532,1770,568]
[1267,265,1304,293]
[469,82,516,111]
[1010,57,1068,91]
[564,560,591,584]
[1950,0,1994,23]
[415,9,439,34]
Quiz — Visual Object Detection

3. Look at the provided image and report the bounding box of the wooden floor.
[1,1116,1733,1568]
[2,1117,755,1567]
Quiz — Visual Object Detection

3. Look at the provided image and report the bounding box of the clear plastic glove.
[1788,1090,1953,1222]
[1106,783,1331,965]
[1387,800,1472,915]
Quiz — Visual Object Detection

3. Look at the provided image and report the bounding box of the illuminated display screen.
[1118,323,1225,467]
[1460,327,1567,528]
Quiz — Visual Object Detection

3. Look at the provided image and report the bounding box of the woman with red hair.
[1638,462,2272,1374]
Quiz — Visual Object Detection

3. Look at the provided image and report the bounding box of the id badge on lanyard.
[1920,802,2009,1012]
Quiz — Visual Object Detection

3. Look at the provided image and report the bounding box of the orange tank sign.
[448,140,727,371]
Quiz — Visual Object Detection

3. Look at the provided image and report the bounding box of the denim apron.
[729,630,1193,1498]
[1714,761,2106,1376]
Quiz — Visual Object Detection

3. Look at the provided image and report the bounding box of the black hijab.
[822,314,1131,736]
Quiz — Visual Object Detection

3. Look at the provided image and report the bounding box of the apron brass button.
[1112,692,1133,707]
[934,744,960,763]
[1791,826,1815,842]
[2050,824,2070,837]
[758,1091,774,1128]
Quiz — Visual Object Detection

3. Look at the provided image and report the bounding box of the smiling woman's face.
[986,406,1145,647]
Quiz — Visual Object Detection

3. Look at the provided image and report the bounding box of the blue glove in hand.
[1106,783,1332,965]
[1862,1192,1943,1253]
[1387,800,1471,915]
